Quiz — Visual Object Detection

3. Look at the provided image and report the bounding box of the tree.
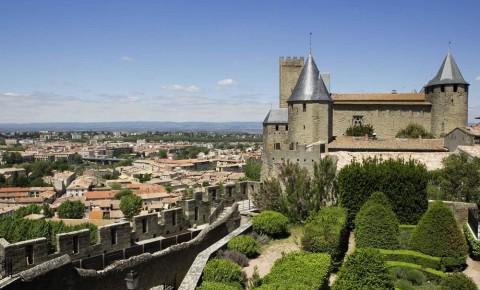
[244,159,261,181]
[114,189,133,200]
[438,153,480,203]
[311,156,338,208]
[345,124,374,137]
[158,150,168,159]
[396,123,434,139]
[58,200,85,219]
[120,194,143,220]
[42,204,54,218]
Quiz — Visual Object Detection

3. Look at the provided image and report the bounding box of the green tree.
[439,153,480,203]
[345,123,374,137]
[42,204,54,218]
[58,200,85,219]
[396,123,434,139]
[158,150,168,158]
[120,194,143,220]
[114,188,133,199]
[244,159,261,181]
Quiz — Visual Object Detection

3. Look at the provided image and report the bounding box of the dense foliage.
[410,201,468,258]
[58,200,85,219]
[302,207,348,266]
[379,249,442,270]
[227,235,259,258]
[255,252,331,290]
[338,157,428,225]
[114,189,133,199]
[440,273,478,290]
[355,192,399,249]
[333,248,394,290]
[252,157,337,222]
[345,124,375,137]
[120,194,143,220]
[396,123,434,139]
[464,224,480,260]
[251,210,289,238]
[244,159,261,181]
[202,259,243,285]
[173,146,209,160]
[197,281,241,290]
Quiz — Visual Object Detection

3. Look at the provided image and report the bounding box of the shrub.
[395,279,415,290]
[386,261,447,281]
[302,207,348,267]
[227,235,259,258]
[355,192,400,249]
[256,252,331,290]
[203,259,243,285]
[410,201,468,258]
[120,193,143,220]
[396,123,434,139]
[391,267,426,285]
[379,249,442,270]
[252,211,289,238]
[440,273,478,290]
[338,157,428,225]
[399,225,416,249]
[250,232,271,245]
[345,123,374,136]
[332,248,394,290]
[58,200,85,219]
[440,256,467,272]
[464,223,480,260]
[216,250,249,267]
[197,281,242,290]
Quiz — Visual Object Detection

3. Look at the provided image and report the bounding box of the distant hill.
[0,121,262,133]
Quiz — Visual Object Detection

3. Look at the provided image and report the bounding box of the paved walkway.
[464,256,480,287]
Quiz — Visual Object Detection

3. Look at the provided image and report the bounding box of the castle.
[262,51,470,177]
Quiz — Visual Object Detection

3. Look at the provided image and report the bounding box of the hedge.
[197,281,242,290]
[379,249,442,270]
[355,192,400,249]
[301,207,349,267]
[338,158,428,225]
[255,252,331,290]
[202,259,243,285]
[464,223,480,260]
[252,210,289,238]
[332,248,394,290]
[440,273,479,290]
[410,201,468,258]
[227,235,259,258]
[386,261,447,282]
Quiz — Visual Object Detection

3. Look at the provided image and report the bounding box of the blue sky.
[0,0,479,123]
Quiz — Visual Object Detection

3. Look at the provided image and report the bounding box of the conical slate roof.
[288,53,331,102]
[426,52,469,87]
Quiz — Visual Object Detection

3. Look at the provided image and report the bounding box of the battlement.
[279,56,304,64]
[0,181,259,277]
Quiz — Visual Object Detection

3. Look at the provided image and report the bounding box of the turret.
[425,52,469,137]
[287,52,332,149]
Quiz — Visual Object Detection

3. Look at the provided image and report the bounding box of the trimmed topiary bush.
[410,201,468,258]
[255,252,331,290]
[332,248,394,290]
[386,261,446,282]
[440,273,478,290]
[227,235,259,258]
[379,249,442,270]
[338,158,428,225]
[197,281,242,290]
[302,207,348,267]
[355,192,400,249]
[464,223,480,260]
[203,259,243,285]
[252,210,289,238]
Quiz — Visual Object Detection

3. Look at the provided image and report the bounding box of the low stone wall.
[0,204,241,290]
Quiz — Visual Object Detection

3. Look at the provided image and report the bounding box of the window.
[285,125,288,131]
[26,245,34,265]
[142,218,148,233]
[289,143,294,150]
[194,207,199,221]
[172,211,177,226]
[441,85,445,92]
[275,125,279,131]
[352,115,364,127]
[111,228,117,245]
[303,125,306,130]
[454,84,458,92]
[274,143,281,150]
[303,103,306,112]
[73,236,79,254]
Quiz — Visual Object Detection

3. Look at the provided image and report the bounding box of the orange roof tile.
[85,190,117,200]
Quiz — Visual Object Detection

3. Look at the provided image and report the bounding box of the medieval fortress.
[262,51,470,177]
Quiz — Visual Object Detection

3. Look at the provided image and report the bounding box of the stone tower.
[425,52,469,137]
[287,52,332,148]
[279,57,304,108]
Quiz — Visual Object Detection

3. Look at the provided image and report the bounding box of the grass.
[386,261,447,278]
[379,249,441,262]
[259,224,304,251]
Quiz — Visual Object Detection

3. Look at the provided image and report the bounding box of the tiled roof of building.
[288,53,331,102]
[85,190,117,200]
[426,52,469,87]
[263,108,288,124]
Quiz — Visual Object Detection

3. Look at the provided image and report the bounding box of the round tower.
[425,52,469,137]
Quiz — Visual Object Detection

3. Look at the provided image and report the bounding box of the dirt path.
[329,232,356,286]
[464,256,480,287]
[243,227,302,279]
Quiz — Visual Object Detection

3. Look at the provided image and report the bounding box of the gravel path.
[464,256,480,287]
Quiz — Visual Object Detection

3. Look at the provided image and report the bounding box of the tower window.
[289,143,294,150]
[111,228,117,245]
[285,125,288,131]
[441,85,445,92]
[274,143,281,150]
[275,125,279,131]
[453,85,458,92]
[303,104,306,112]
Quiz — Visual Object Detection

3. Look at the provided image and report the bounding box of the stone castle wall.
[426,84,468,137]
[332,103,432,138]
[279,57,304,108]
[263,124,289,152]
[288,102,331,146]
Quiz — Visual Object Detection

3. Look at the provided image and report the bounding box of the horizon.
[1,0,479,123]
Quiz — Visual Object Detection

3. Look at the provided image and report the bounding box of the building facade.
[263,51,469,177]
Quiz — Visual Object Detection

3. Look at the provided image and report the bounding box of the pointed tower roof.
[288,53,331,102]
[426,52,469,87]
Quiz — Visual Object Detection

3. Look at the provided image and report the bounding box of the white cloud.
[217,78,238,87]
[476,75,480,81]
[162,84,201,93]
[120,56,134,63]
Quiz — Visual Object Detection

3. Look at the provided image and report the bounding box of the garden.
[196,156,480,290]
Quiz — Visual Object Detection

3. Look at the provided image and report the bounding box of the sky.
[0,0,479,123]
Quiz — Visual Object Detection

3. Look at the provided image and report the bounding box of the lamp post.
[125,270,139,290]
